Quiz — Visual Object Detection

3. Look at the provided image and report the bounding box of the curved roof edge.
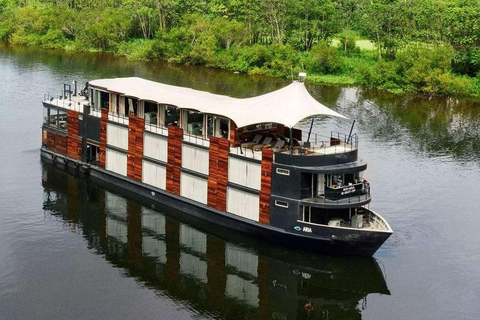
[89,77,347,128]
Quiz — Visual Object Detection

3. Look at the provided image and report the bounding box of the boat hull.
[41,148,391,257]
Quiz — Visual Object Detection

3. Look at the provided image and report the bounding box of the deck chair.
[253,136,273,151]
[271,139,286,152]
[241,134,263,149]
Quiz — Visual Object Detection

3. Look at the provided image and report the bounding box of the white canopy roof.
[89,77,347,128]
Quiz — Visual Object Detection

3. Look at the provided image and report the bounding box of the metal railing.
[43,93,86,113]
[108,113,129,125]
[145,122,168,136]
[301,187,371,205]
[362,208,390,231]
[292,131,358,155]
[183,131,210,147]
[229,146,263,160]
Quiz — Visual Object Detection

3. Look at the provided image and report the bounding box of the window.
[206,115,214,136]
[127,98,138,116]
[300,206,311,222]
[99,91,109,109]
[218,118,229,139]
[144,101,158,125]
[186,110,203,135]
[43,106,49,126]
[276,168,290,176]
[49,107,58,127]
[165,106,179,126]
[275,200,289,208]
[58,109,67,131]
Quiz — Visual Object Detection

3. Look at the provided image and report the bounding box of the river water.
[0,43,479,320]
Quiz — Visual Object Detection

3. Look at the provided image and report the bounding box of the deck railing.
[299,131,358,155]
[229,146,263,160]
[183,131,210,147]
[108,113,129,125]
[145,122,169,136]
[44,93,86,113]
[301,186,370,205]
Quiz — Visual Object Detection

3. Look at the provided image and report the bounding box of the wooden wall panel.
[99,109,108,168]
[45,129,67,157]
[166,126,183,195]
[67,110,81,161]
[259,149,273,225]
[127,115,145,182]
[207,136,230,211]
[229,121,237,147]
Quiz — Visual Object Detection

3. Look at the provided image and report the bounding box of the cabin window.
[206,115,214,136]
[276,168,290,176]
[99,91,109,109]
[118,97,125,116]
[186,110,203,135]
[58,109,67,131]
[87,144,100,165]
[49,107,58,127]
[127,98,138,115]
[43,106,49,126]
[326,173,361,188]
[275,200,289,208]
[218,118,229,139]
[165,106,179,127]
[89,88,94,105]
[144,101,158,124]
[300,205,311,222]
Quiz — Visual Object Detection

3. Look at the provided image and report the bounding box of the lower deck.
[299,205,391,232]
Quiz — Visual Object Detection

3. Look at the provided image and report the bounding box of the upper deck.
[43,78,357,168]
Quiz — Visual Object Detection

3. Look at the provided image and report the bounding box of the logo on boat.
[294,226,312,233]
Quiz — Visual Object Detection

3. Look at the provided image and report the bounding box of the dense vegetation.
[1,0,480,97]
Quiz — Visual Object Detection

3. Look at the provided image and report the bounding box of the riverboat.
[40,75,392,256]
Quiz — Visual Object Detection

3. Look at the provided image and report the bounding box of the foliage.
[304,42,341,74]
[1,0,480,97]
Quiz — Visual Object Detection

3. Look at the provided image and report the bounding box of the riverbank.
[2,1,480,98]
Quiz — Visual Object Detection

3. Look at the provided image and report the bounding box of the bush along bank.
[1,1,480,98]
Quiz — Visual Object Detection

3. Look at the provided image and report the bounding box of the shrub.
[304,42,341,74]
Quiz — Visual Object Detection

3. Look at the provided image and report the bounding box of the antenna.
[298,72,307,82]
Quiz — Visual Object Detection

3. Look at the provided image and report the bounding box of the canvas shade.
[89,77,347,128]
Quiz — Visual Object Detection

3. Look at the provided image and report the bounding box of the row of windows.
[43,106,67,131]
[92,89,229,139]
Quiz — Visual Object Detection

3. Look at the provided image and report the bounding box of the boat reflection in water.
[42,162,390,319]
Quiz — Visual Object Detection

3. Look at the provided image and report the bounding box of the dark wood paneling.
[99,109,108,168]
[166,125,183,195]
[229,121,237,147]
[208,136,229,211]
[67,110,79,136]
[259,148,273,225]
[127,115,145,182]
[67,110,81,161]
[45,129,67,156]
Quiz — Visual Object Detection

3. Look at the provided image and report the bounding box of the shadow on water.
[41,161,389,320]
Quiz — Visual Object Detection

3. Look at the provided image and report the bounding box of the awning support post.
[289,126,293,154]
[347,120,356,144]
[307,118,314,143]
